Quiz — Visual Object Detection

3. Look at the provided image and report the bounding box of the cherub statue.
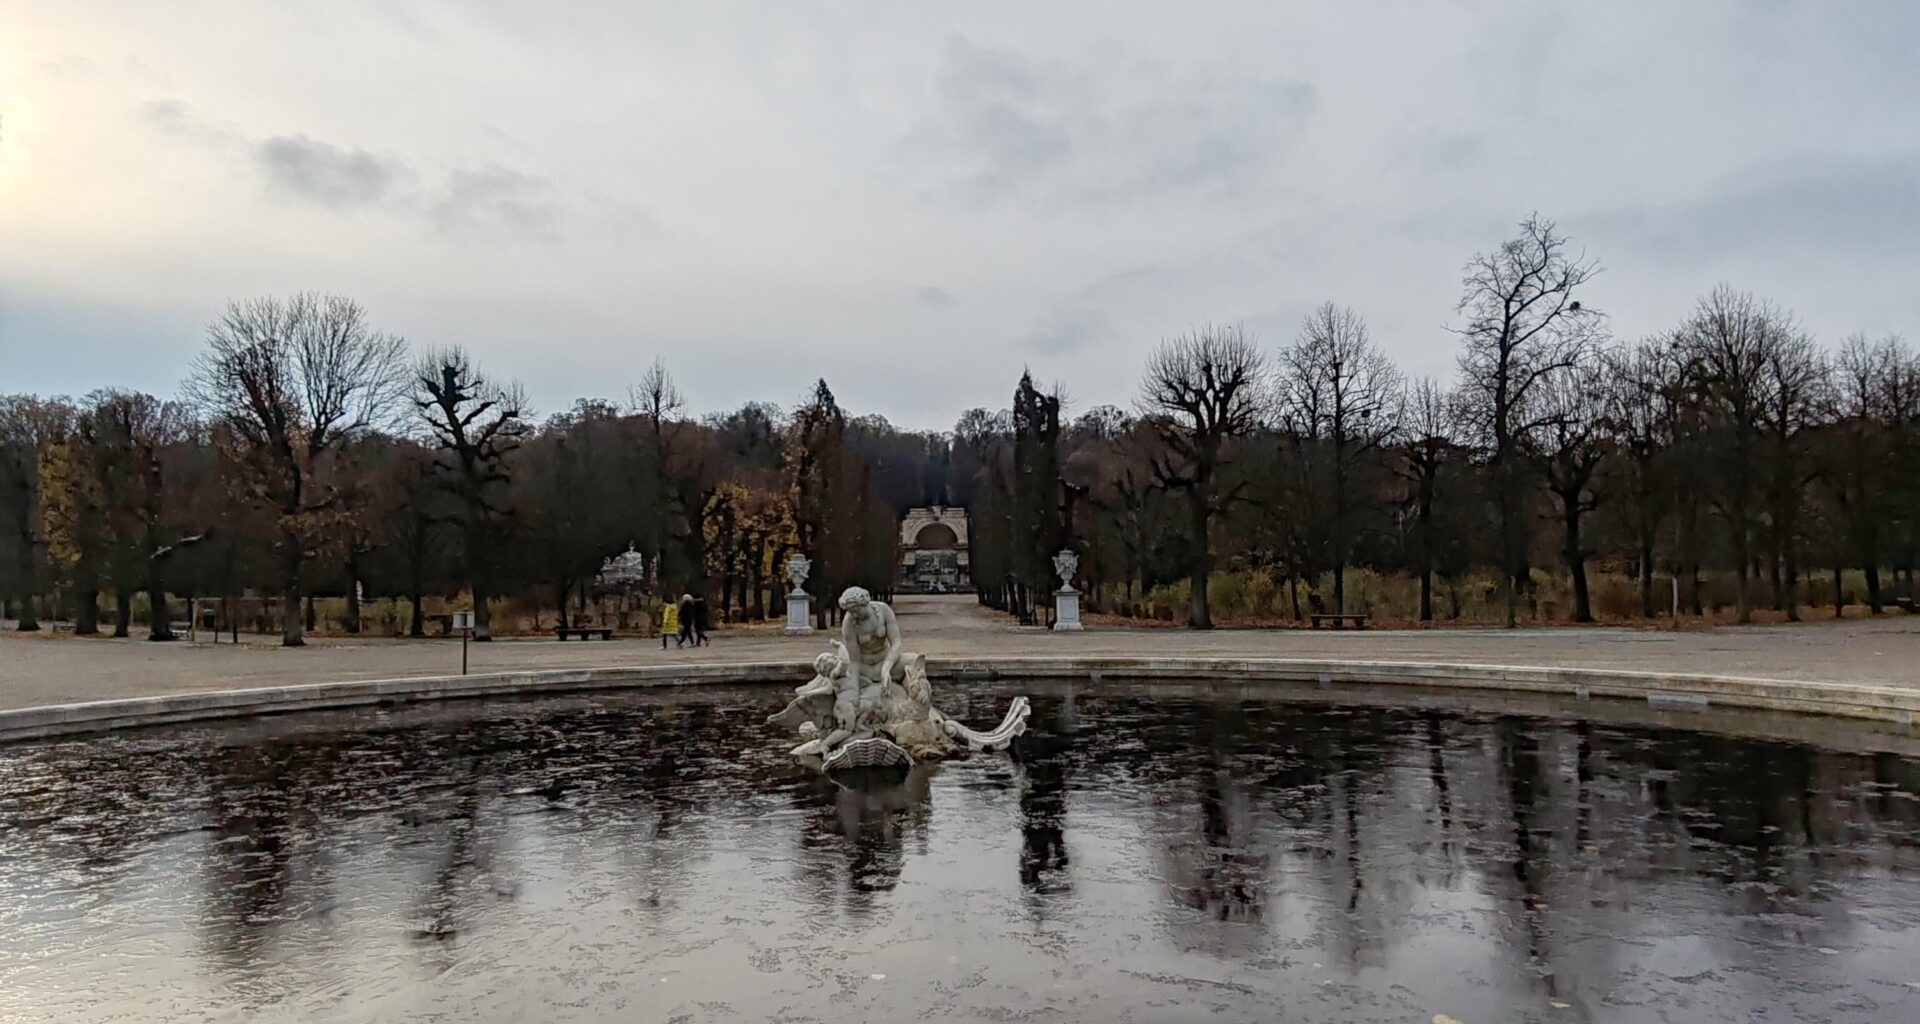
[766,640,859,757]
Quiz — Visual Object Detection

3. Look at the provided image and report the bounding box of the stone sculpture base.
[823,736,915,772]
[768,640,1031,775]
[1053,589,1083,631]
[784,592,814,635]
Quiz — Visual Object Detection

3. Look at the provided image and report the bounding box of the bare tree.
[185,293,407,645]
[415,346,529,641]
[1533,351,1612,623]
[1396,376,1459,622]
[1276,303,1402,614]
[1137,325,1266,628]
[1602,340,1677,617]
[630,358,685,594]
[1677,285,1794,623]
[1453,214,1602,626]
[1826,335,1898,613]
[1759,328,1826,619]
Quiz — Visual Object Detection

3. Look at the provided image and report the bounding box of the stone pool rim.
[3,656,1917,745]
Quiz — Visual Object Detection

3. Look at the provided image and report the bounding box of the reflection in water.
[1,682,1918,1023]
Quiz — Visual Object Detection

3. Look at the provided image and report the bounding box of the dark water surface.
[2,681,1919,1023]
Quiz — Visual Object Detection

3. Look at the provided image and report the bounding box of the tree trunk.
[1863,529,1884,613]
[74,570,100,635]
[1833,557,1845,618]
[1560,492,1593,624]
[1782,524,1801,622]
[555,578,571,630]
[1187,492,1212,629]
[405,553,424,633]
[11,514,39,630]
[1638,542,1655,619]
[1730,509,1751,624]
[304,593,317,632]
[748,544,765,621]
[148,573,175,641]
[1497,459,1522,629]
[280,528,305,647]
[472,583,493,641]
[115,590,133,638]
[344,563,362,635]
[1769,543,1785,613]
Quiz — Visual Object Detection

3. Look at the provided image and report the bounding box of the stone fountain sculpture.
[768,586,1031,772]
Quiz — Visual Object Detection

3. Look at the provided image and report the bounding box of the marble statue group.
[767,586,1030,772]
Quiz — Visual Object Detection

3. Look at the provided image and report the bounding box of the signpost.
[452,610,475,674]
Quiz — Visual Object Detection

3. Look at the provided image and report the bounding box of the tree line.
[4,215,1917,639]
[956,215,1919,628]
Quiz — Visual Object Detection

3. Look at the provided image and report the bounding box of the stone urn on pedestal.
[1052,548,1083,631]
[783,553,815,635]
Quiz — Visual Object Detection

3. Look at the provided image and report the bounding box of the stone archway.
[912,522,958,551]
[898,506,971,592]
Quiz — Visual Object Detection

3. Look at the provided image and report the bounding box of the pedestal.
[784,591,815,635]
[1053,588,1083,631]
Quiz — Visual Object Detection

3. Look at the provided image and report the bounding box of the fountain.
[768,586,1030,771]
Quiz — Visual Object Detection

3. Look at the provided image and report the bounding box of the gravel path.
[4,595,1919,711]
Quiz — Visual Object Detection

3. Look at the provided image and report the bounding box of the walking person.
[692,593,711,646]
[659,598,679,650]
[677,593,696,648]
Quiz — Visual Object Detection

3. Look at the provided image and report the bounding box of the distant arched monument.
[898,506,970,592]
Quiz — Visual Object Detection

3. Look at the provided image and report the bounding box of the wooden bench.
[555,626,614,641]
[1895,596,1916,613]
[1309,613,1369,630]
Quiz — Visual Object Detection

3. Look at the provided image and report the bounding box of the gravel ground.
[4,594,1919,711]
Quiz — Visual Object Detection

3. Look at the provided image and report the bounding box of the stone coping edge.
[1,656,1915,744]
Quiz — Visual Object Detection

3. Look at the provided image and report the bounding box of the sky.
[3,1,1917,430]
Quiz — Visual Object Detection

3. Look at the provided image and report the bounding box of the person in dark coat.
[691,595,711,646]
[676,593,695,648]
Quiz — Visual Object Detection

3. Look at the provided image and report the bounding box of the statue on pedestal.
[1052,549,1079,592]
[782,553,815,635]
[1051,547,1084,631]
[768,586,1030,772]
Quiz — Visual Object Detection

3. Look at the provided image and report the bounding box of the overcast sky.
[3,1,1917,429]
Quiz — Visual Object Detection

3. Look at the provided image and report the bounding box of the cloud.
[137,98,244,150]
[905,34,1314,203]
[427,165,561,241]
[256,134,403,207]
[150,103,573,241]
[913,285,956,309]
[1595,157,1920,259]
[1023,308,1112,355]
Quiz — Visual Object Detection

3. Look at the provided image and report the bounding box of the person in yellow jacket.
[659,599,680,650]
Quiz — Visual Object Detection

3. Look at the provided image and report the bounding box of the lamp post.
[452,609,474,674]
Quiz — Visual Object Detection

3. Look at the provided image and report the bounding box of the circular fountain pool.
[2,680,1917,1022]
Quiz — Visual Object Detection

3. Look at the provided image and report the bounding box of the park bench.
[1895,596,1916,613]
[1309,613,1369,630]
[554,626,614,640]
